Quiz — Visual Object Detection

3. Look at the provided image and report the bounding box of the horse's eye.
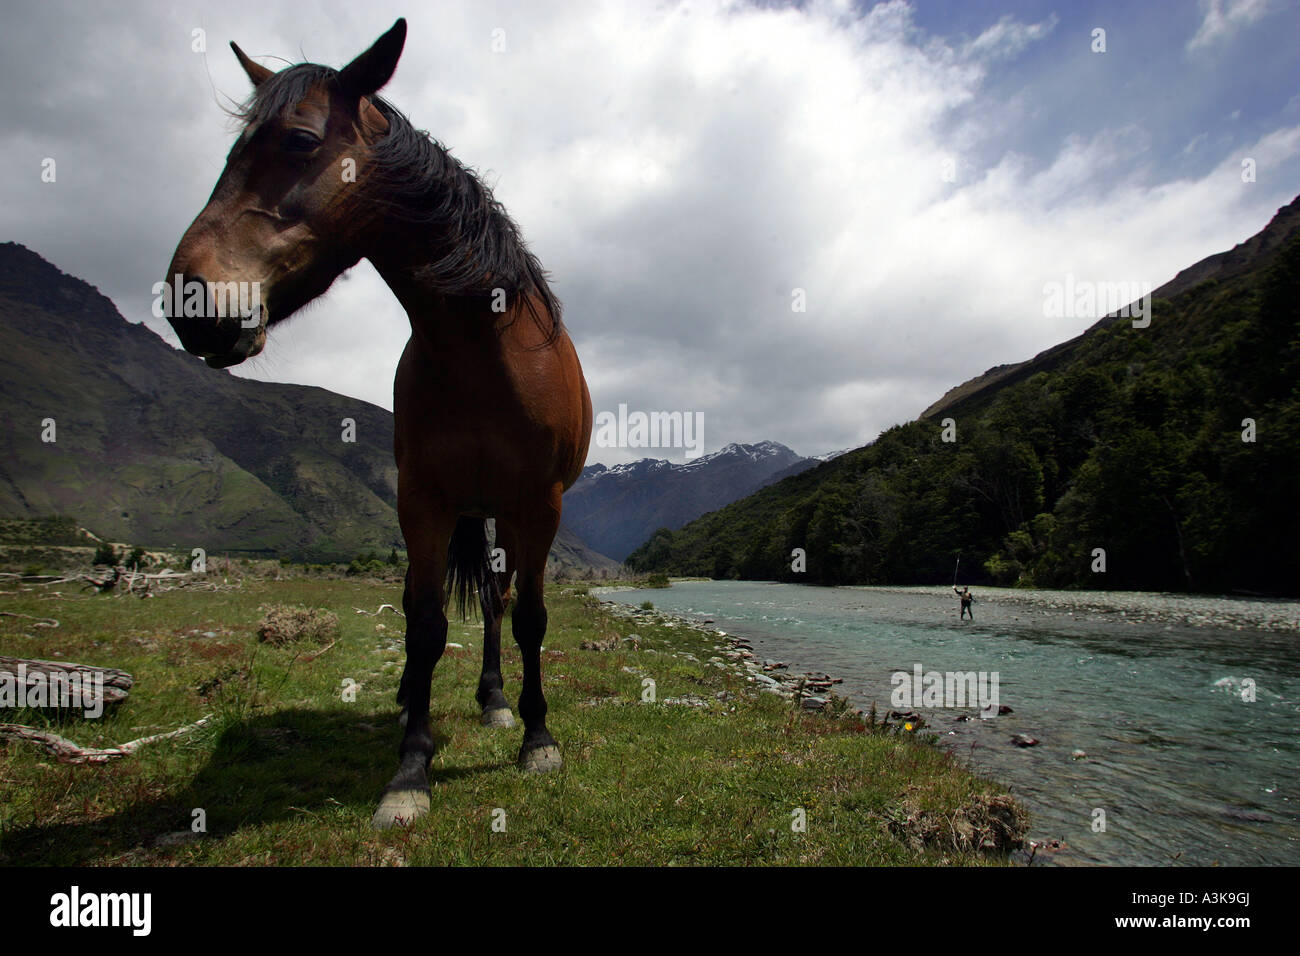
[284,130,322,154]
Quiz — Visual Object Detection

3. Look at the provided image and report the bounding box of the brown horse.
[164,18,592,828]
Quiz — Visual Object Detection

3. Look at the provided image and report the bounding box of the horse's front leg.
[374,543,449,829]
[505,502,563,773]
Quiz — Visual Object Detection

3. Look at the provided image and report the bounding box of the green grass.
[0,575,1023,865]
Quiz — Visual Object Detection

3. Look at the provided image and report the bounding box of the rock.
[1222,808,1274,822]
[1011,734,1039,747]
[153,830,200,847]
[1070,749,1087,760]
[801,696,827,710]
[578,696,624,708]
[662,696,710,708]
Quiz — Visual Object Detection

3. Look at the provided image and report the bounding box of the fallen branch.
[0,612,59,628]
[0,715,213,764]
[302,639,337,662]
[353,604,404,617]
[83,568,121,593]
[0,574,84,594]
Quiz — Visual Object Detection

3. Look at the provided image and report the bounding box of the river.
[604,580,1300,866]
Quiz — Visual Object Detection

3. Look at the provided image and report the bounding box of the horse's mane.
[232,64,562,341]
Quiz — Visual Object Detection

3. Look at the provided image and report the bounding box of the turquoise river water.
[607,580,1299,866]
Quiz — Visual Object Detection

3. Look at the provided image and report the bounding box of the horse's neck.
[371,244,556,361]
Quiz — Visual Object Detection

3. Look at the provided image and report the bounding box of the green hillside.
[0,243,401,560]
[628,200,1300,596]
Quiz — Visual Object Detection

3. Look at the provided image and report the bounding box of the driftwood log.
[0,655,134,707]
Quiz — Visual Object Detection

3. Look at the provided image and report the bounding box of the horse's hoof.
[481,707,516,728]
[518,743,563,773]
[372,789,430,830]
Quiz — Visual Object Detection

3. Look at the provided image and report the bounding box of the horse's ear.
[339,18,407,97]
[230,42,273,88]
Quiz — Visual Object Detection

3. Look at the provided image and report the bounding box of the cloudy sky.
[3,0,1298,465]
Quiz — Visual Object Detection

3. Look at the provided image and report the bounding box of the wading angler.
[163,18,592,828]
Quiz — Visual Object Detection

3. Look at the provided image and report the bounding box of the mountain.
[765,446,850,485]
[563,440,814,561]
[0,242,617,572]
[628,197,1300,595]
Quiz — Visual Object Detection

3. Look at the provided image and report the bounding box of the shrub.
[92,542,118,566]
[256,604,340,646]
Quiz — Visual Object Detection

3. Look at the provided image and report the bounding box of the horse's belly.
[392,335,588,514]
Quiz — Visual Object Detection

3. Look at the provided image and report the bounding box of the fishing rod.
[953,552,961,587]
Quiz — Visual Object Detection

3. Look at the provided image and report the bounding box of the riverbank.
[0,575,1027,864]
[599,579,1300,866]
[596,591,849,710]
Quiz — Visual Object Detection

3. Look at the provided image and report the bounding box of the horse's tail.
[445,516,498,621]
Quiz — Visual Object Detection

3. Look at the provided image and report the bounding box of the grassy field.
[0,572,1025,865]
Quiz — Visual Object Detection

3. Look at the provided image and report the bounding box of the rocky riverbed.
[594,593,849,711]
[848,584,1300,633]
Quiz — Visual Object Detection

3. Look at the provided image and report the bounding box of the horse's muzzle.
[164,273,268,367]
[200,321,268,368]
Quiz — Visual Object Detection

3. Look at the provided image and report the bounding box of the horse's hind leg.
[507,498,563,772]
[477,524,516,728]
[374,512,453,829]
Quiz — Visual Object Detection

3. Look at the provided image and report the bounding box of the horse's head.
[164,19,406,368]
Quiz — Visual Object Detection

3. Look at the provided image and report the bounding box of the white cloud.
[1188,0,1271,52]
[963,12,1059,61]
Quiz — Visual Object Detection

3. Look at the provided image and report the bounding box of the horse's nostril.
[165,274,243,358]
